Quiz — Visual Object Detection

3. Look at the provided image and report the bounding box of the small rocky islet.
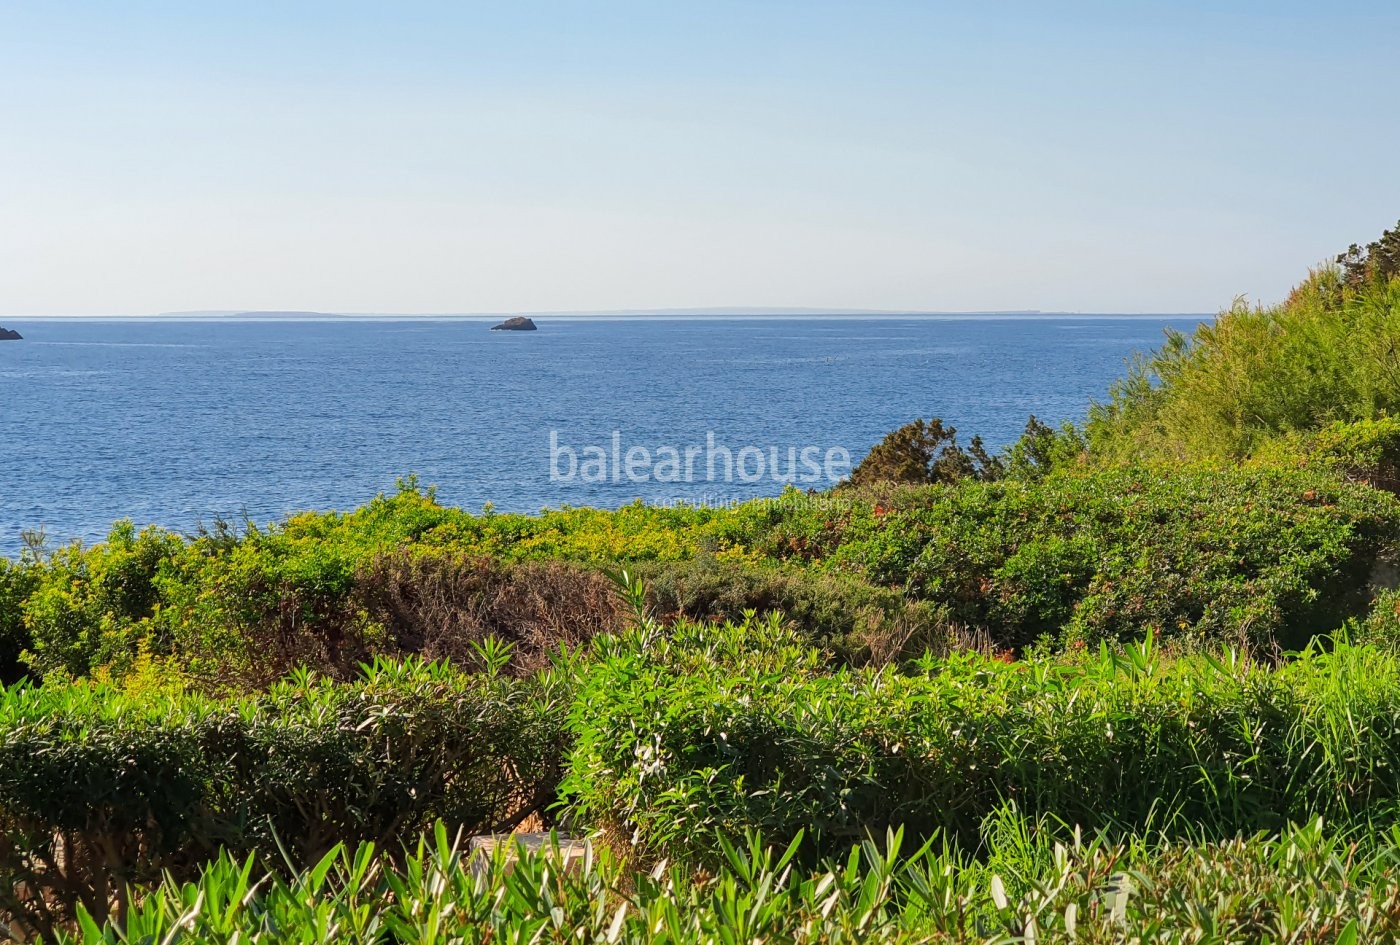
[490,316,537,331]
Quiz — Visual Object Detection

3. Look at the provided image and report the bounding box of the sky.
[2,1,1398,316]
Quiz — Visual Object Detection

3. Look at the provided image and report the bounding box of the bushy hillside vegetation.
[12,617,1400,940]
[9,221,1400,941]
[2,464,1395,687]
[1086,222,1400,465]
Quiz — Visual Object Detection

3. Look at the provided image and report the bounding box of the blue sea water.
[0,315,1207,553]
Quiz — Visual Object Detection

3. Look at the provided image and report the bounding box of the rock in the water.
[491,316,538,331]
[0,327,22,341]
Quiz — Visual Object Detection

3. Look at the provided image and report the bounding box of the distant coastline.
[3,308,1214,320]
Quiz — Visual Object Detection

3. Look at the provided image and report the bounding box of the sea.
[0,314,1208,554]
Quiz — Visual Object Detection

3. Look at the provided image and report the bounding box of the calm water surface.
[0,315,1206,553]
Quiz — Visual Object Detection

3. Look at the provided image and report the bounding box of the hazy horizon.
[5,307,1215,320]
[3,2,1397,316]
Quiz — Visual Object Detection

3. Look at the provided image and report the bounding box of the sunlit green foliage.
[1086,271,1400,463]
[1250,415,1400,491]
[1337,218,1400,292]
[565,617,1400,862]
[4,460,1393,684]
[1359,587,1400,649]
[0,657,566,937]
[63,816,1400,943]
[762,468,1397,651]
[844,418,1003,487]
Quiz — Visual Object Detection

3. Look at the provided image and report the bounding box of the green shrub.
[812,468,1399,651]
[0,658,567,937]
[1086,268,1400,464]
[7,487,702,684]
[1358,588,1400,649]
[636,557,953,665]
[1252,416,1400,492]
[1001,414,1087,481]
[62,818,1400,944]
[0,558,37,682]
[20,522,184,678]
[564,619,1400,863]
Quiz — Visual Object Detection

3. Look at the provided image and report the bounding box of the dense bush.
[17,521,182,679]
[774,468,1399,651]
[564,618,1400,863]
[7,461,1397,683]
[1251,416,1400,493]
[64,819,1400,944]
[0,558,37,682]
[635,557,954,665]
[6,486,737,683]
[1086,268,1400,464]
[1359,587,1400,649]
[1000,414,1088,482]
[0,658,566,938]
[354,551,625,674]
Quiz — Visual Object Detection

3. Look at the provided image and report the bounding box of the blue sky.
[2,1,1397,314]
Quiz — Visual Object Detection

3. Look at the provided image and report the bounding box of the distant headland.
[157,310,343,319]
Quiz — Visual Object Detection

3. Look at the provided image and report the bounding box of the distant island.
[0,327,22,341]
[491,316,538,331]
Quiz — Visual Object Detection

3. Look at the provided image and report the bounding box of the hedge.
[563,617,1400,863]
[0,658,567,938]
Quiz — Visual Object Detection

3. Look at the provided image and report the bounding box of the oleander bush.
[564,616,1400,863]
[12,618,1400,939]
[0,657,567,938]
[63,818,1400,944]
